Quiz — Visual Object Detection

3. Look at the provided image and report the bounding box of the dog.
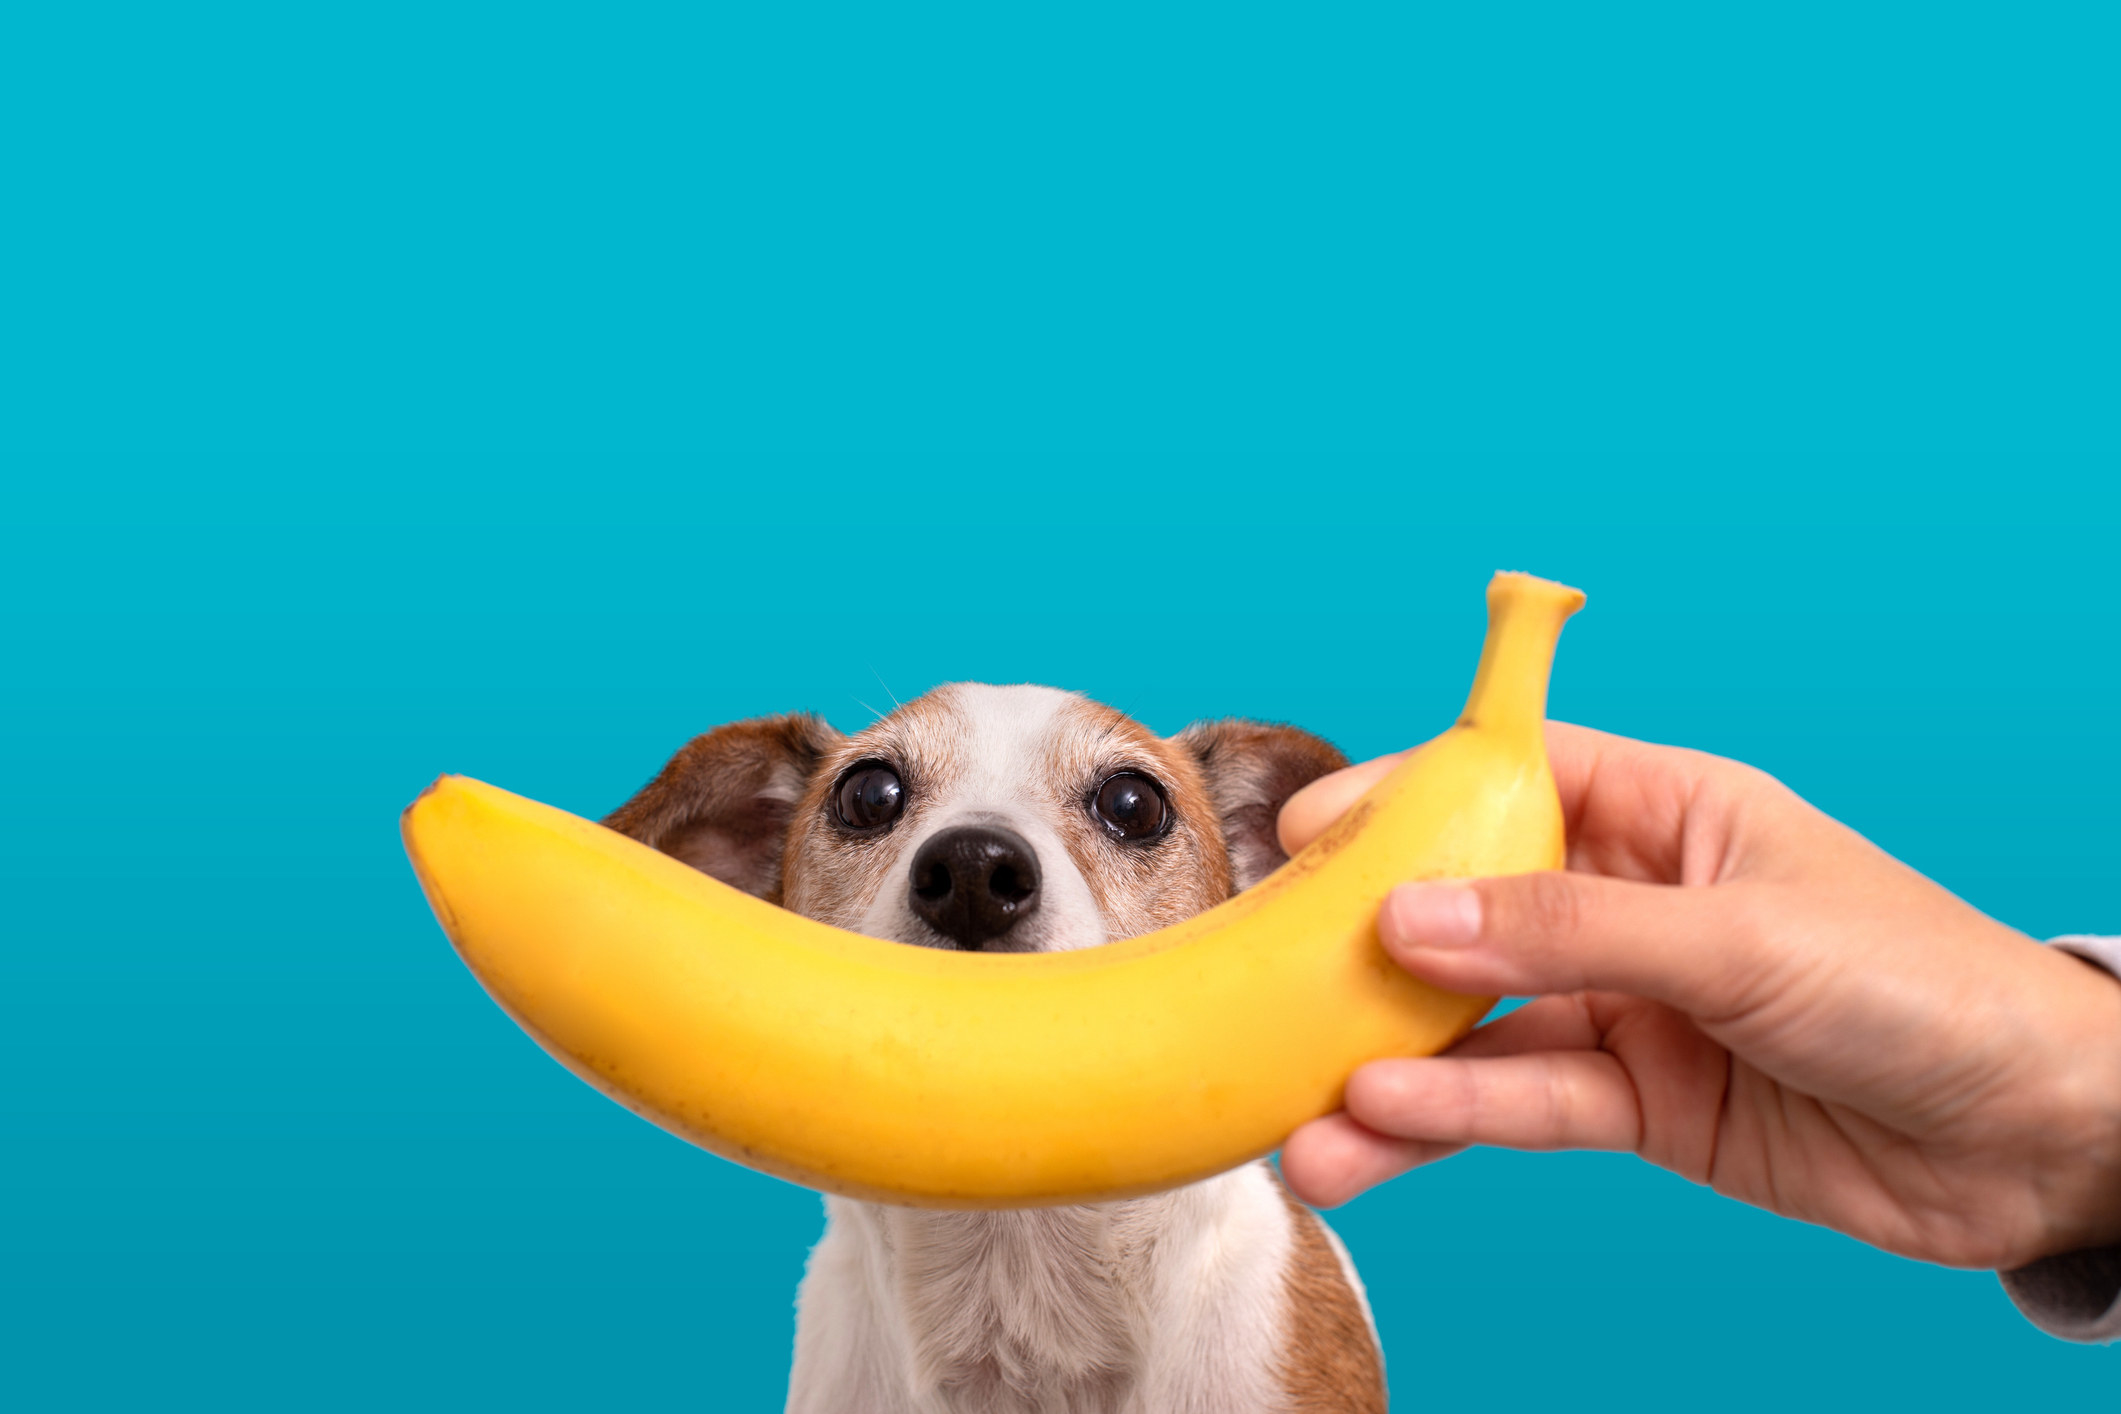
[607,683,1387,1414]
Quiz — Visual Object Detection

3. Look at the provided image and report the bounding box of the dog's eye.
[834,762,906,831]
[1091,773,1168,841]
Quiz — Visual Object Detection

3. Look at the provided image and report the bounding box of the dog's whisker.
[868,663,903,710]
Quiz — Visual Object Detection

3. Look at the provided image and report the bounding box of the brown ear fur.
[1171,719,1348,892]
[604,713,845,901]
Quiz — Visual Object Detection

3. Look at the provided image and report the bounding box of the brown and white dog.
[607,683,1387,1414]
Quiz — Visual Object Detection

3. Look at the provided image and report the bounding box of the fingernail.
[1383,883,1482,949]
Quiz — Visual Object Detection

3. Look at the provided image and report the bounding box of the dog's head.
[606,684,1346,952]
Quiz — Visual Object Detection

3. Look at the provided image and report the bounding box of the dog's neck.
[871,1203,1145,1409]
[793,1165,1301,1414]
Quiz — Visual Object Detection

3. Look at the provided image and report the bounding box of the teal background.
[5,2,2117,1408]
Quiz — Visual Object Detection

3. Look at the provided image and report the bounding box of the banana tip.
[400,775,465,850]
[403,773,453,815]
[400,776,465,936]
[1490,570,1587,614]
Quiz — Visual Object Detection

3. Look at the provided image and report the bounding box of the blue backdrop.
[5,3,2116,1408]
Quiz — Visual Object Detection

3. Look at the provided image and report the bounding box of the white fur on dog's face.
[781,685,1234,953]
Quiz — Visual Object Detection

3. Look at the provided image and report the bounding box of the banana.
[402,572,1584,1207]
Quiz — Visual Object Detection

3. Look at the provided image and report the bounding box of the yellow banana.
[402,572,1583,1207]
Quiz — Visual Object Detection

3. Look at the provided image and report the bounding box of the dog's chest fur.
[789,1164,1315,1414]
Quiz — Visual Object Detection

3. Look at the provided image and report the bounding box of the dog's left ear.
[604,712,846,902]
[1172,720,1349,892]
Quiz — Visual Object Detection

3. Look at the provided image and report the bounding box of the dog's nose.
[907,826,1042,950]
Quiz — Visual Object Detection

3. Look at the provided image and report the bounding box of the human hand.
[1276,723,2121,1270]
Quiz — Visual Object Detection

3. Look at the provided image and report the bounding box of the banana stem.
[1457,572,1587,745]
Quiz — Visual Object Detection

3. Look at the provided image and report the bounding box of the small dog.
[608,683,1386,1414]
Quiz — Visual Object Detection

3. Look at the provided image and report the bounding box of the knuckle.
[1728,761,1809,827]
[1439,1061,1483,1129]
[1725,884,1794,970]
[1539,1065,1576,1140]
[1690,884,1790,1019]
[1501,871,1589,943]
[1723,886,1778,951]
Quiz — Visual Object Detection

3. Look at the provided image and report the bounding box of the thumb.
[1379,873,1775,1018]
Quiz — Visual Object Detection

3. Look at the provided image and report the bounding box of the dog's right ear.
[1172,718,1350,893]
[604,713,846,902]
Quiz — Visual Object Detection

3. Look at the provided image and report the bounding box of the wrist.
[2030,941,2121,1260]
